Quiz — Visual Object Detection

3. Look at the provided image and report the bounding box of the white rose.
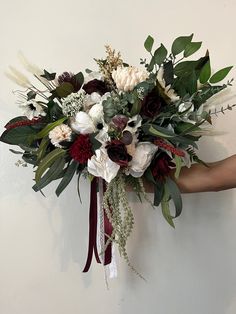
[129,142,158,177]
[88,103,104,124]
[112,66,148,92]
[88,148,120,183]
[70,111,96,134]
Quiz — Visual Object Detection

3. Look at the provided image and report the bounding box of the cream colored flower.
[129,142,158,177]
[112,66,148,92]
[19,100,46,120]
[87,148,120,183]
[157,67,179,103]
[88,103,104,124]
[70,111,96,134]
[48,124,72,147]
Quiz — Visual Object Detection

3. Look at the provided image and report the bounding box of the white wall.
[1,1,236,313]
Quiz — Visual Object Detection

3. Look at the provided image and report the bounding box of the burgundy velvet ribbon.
[83,178,101,272]
[103,181,112,266]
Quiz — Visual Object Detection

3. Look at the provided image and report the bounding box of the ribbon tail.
[83,178,101,272]
[103,180,113,266]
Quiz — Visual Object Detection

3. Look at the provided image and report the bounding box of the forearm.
[175,155,236,193]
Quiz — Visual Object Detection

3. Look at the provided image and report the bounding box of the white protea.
[157,67,179,103]
[112,66,149,92]
[19,100,46,120]
[61,91,86,117]
[48,124,72,147]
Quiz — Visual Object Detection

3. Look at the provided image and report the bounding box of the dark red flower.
[83,79,109,95]
[69,135,93,164]
[58,72,82,92]
[151,153,175,182]
[141,87,164,118]
[106,140,132,167]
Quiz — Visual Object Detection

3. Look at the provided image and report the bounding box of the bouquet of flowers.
[0,34,233,274]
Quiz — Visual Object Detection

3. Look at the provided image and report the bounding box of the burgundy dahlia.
[58,72,82,92]
[69,135,93,164]
[151,153,175,182]
[83,79,109,95]
[141,87,163,118]
[106,140,132,167]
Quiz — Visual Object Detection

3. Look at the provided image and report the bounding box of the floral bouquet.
[0,34,233,274]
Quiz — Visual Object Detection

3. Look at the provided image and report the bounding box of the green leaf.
[41,70,56,81]
[77,172,83,203]
[174,155,182,179]
[171,34,193,56]
[144,35,154,52]
[199,60,211,84]
[163,61,174,85]
[0,126,38,146]
[55,82,74,98]
[36,137,50,164]
[166,177,182,218]
[175,121,201,135]
[33,156,66,191]
[130,99,142,116]
[143,124,175,138]
[209,66,233,84]
[147,56,155,72]
[74,72,84,86]
[161,185,175,228]
[174,56,209,77]
[154,183,164,207]
[34,117,67,140]
[35,148,66,184]
[56,161,78,196]
[154,44,167,65]
[184,42,202,58]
